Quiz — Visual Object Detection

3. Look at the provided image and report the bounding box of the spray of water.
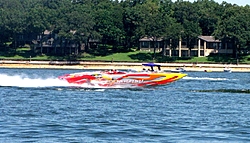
[183,76,229,81]
[0,74,69,87]
[0,74,136,89]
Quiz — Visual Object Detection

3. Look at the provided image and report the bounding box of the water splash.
[183,76,229,81]
[0,74,69,87]
[0,74,137,89]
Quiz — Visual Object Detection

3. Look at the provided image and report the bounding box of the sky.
[172,0,249,6]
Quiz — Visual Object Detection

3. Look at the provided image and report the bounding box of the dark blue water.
[0,68,249,142]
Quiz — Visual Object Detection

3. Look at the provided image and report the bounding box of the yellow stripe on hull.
[149,73,187,82]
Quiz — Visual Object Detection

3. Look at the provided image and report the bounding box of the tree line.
[0,0,250,57]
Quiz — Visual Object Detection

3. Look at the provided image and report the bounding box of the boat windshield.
[142,63,161,71]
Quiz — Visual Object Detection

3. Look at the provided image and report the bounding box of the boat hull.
[59,71,187,87]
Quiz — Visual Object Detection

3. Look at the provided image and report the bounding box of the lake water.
[0,68,249,142]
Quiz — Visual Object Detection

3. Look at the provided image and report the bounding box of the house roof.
[139,36,221,43]
[198,36,221,42]
[139,37,163,42]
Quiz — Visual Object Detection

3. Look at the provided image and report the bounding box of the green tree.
[69,3,96,54]
[122,0,141,50]
[94,0,124,52]
[194,0,221,36]
[0,6,9,48]
[173,1,202,56]
[214,5,250,61]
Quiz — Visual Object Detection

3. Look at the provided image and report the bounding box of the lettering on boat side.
[116,80,144,83]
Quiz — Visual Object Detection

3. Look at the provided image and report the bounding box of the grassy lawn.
[81,51,141,62]
[0,47,250,64]
[177,57,208,63]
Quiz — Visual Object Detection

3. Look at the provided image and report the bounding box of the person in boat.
[148,68,152,72]
[108,69,117,74]
[142,68,148,72]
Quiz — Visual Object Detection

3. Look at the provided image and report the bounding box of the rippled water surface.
[0,68,250,142]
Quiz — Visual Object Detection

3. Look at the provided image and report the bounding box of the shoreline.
[0,61,250,72]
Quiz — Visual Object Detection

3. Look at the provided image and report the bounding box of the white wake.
[0,73,70,87]
[0,74,136,88]
[183,76,229,81]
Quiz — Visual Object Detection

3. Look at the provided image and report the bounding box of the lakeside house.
[16,30,233,57]
[31,30,100,55]
[139,36,233,57]
[32,30,82,55]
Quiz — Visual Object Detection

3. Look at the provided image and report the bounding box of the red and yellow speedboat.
[58,63,186,87]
